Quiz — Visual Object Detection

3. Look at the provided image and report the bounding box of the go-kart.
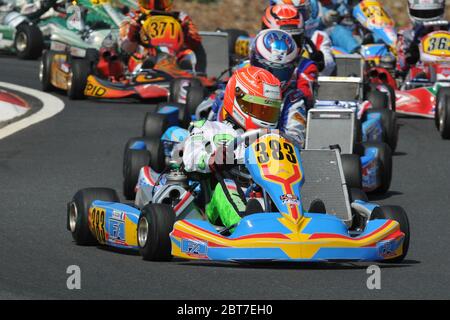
[309,75,395,194]
[394,26,450,139]
[0,0,130,59]
[68,129,409,263]
[40,9,216,100]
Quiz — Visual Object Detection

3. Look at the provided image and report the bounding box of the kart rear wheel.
[14,23,43,60]
[40,50,56,92]
[68,188,119,245]
[123,149,151,200]
[370,205,410,263]
[340,154,362,189]
[362,142,392,194]
[435,88,450,139]
[364,109,398,151]
[67,58,91,100]
[138,203,175,261]
[186,82,206,121]
[143,112,170,140]
[157,102,190,128]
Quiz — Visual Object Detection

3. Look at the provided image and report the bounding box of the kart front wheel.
[123,148,150,200]
[435,88,450,139]
[68,188,119,245]
[370,206,410,263]
[67,59,91,100]
[40,50,56,92]
[143,112,170,140]
[14,23,43,60]
[367,89,389,109]
[138,203,176,261]
[341,154,362,189]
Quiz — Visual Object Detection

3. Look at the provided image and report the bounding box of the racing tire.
[370,205,410,263]
[67,58,91,100]
[138,203,176,261]
[362,142,392,194]
[367,89,389,109]
[186,82,206,121]
[14,23,44,60]
[364,109,398,151]
[157,102,190,128]
[68,188,119,245]
[435,87,450,139]
[143,112,170,140]
[123,149,151,200]
[340,154,362,189]
[40,50,56,92]
[146,136,166,174]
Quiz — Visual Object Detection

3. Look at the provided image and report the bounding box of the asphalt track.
[0,56,450,300]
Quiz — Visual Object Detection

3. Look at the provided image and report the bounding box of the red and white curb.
[0,89,30,123]
[0,82,64,140]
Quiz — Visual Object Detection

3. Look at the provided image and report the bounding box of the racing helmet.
[269,0,313,21]
[221,66,282,130]
[138,0,173,12]
[262,4,305,48]
[407,0,445,24]
[250,29,299,90]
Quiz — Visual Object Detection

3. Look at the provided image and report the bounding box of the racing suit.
[120,9,206,73]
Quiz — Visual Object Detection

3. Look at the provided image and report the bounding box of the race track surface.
[0,56,449,299]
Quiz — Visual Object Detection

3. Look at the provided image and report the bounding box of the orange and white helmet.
[221,66,282,130]
[138,0,173,12]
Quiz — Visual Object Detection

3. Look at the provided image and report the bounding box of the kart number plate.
[142,15,183,52]
[254,135,300,181]
[90,207,107,244]
[422,32,450,57]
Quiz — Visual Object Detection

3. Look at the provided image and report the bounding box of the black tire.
[382,84,396,112]
[123,149,150,200]
[14,23,44,59]
[435,87,450,139]
[186,82,206,121]
[67,188,119,245]
[370,205,410,263]
[123,137,145,177]
[156,102,190,128]
[142,112,170,140]
[341,154,362,189]
[364,109,398,151]
[367,89,389,109]
[362,142,392,194]
[145,136,166,173]
[67,58,91,100]
[40,50,56,92]
[138,203,176,261]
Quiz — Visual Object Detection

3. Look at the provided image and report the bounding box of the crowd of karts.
[7,0,450,264]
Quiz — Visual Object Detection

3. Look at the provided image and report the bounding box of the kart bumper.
[84,75,169,100]
[170,213,405,262]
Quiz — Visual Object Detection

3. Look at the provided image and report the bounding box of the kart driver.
[269,0,336,75]
[397,0,448,75]
[182,66,285,230]
[120,0,206,73]
[207,29,310,148]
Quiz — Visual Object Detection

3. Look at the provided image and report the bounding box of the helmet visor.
[410,8,444,20]
[237,93,282,124]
